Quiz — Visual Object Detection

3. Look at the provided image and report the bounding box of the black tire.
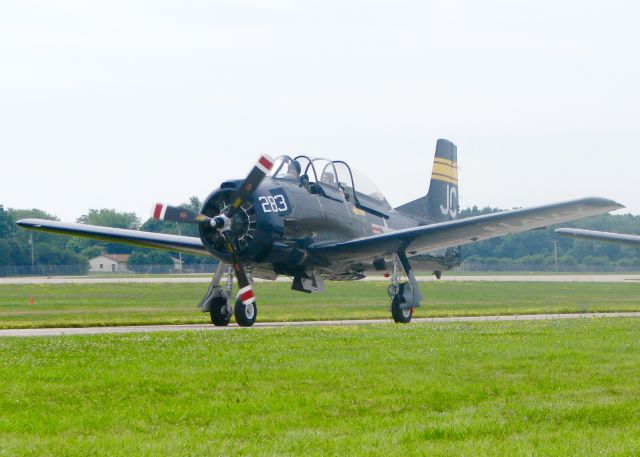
[234,298,257,327]
[210,296,231,326]
[391,295,412,324]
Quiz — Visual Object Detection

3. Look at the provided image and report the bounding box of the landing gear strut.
[200,263,258,327]
[199,263,233,326]
[387,251,423,324]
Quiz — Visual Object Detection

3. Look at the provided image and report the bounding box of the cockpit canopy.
[270,155,391,211]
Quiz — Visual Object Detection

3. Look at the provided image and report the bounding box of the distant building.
[171,257,183,272]
[88,254,130,273]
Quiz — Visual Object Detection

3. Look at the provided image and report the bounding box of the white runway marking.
[2,312,639,337]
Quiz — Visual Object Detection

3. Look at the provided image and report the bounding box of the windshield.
[333,160,390,209]
[271,156,301,181]
[282,155,391,209]
[314,159,338,187]
[351,167,390,208]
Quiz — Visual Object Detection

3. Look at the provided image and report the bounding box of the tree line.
[1,201,640,274]
[458,206,640,269]
[0,197,216,274]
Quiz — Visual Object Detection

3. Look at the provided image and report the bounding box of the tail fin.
[395,139,459,223]
[426,139,458,222]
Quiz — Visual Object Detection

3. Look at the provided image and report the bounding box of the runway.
[1,274,640,285]
[2,311,639,337]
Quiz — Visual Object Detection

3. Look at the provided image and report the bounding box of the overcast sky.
[1,0,638,222]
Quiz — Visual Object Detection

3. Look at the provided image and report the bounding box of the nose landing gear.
[234,297,257,327]
[200,263,259,327]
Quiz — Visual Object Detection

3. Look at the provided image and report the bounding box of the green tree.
[1,207,88,272]
[77,209,140,229]
[8,208,62,247]
[71,209,142,254]
[0,205,13,238]
[33,244,88,274]
[459,210,640,270]
[127,249,175,273]
[139,196,202,238]
[137,196,214,266]
[80,245,104,259]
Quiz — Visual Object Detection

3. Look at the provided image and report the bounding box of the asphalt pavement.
[2,311,639,337]
[1,274,639,285]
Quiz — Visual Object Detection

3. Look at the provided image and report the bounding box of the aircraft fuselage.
[199,177,459,280]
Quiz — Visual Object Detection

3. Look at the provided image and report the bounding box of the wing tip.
[555,228,579,235]
[16,218,45,228]
[581,197,625,210]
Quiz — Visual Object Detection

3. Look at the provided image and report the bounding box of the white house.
[171,257,183,272]
[88,254,130,273]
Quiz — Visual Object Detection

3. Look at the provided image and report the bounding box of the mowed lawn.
[1,319,640,456]
[0,281,640,328]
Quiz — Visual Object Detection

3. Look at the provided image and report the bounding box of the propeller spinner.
[152,155,273,326]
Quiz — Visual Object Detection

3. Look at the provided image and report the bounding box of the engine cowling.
[198,185,272,262]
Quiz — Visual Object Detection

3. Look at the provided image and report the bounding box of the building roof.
[98,254,130,263]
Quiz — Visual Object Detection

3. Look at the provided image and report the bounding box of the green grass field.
[1,319,640,456]
[1,281,640,328]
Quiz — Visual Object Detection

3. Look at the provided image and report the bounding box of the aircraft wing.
[16,219,210,256]
[308,197,623,262]
[556,228,640,247]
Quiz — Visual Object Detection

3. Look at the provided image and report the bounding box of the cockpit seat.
[300,174,318,194]
[340,183,355,203]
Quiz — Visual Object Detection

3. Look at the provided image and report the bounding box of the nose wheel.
[234,298,257,327]
[202,264,257,327]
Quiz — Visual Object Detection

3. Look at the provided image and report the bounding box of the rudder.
[394,139,459,223]
[426,139,458,222]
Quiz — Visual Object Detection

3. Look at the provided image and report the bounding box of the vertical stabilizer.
[394,139,459,223]
[425,139,458,222]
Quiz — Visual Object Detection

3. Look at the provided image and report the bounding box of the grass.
[1,318,640,456]
[1,281,640,329]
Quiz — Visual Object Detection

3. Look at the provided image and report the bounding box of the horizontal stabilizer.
[395,197,429,221]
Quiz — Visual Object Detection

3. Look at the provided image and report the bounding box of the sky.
[1,0,638,222]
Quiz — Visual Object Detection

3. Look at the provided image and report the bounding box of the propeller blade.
[223,233,255,305]
[153,203,210,224]
[226,155,274,218]
[153,156,271,312]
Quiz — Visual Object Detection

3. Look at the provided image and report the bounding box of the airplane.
[555,228,640,247]
[17,139,623,326]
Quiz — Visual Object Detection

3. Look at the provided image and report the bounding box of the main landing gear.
[387,251,423,324]
[199,263,257,327]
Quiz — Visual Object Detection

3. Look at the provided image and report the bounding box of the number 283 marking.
[259,195,288,213]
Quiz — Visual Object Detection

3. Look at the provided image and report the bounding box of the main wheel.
[391,295,412,324]
[234,298,257,327]
[210,296,231,326]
